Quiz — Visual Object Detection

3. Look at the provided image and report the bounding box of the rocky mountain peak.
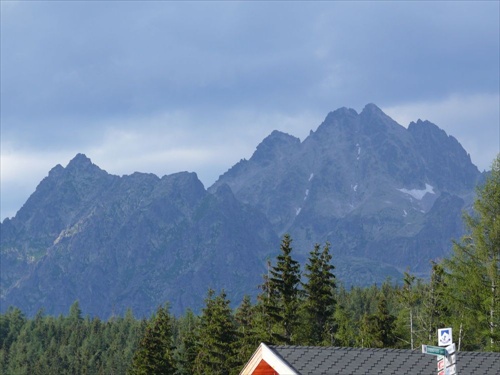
[67,153,93,169]
[361,102,384,115]
[60,154,108,183]
[258,130,300,148]
[162,171,202,186]
[321,107,358,127]
[70,152,91,162]
[48,164,65,178]
[160,171,207,204]
[408,119,447,139]
[359,103,404,134]
[315,103,400,141]
[251,130,300,166]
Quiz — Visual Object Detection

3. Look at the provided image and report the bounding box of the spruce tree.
[174,309,199,375]
[265,234,302,345]
[358,294,396,348]
[254,260,274,344]
[194,289,238,375]
[129,304,176,374]
[376,294,397,348]
[333,302,356,347]
[358,313,380,348]
[302,242,336,345]
[235,295,259,366]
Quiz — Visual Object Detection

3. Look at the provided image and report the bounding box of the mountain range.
[0,104,484,317]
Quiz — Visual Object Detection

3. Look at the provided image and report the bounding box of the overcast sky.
[1,1,499,221]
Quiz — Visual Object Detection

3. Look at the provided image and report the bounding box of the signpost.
[422,328,458,375]
[422,345,447,356]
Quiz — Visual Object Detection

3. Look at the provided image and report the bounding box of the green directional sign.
[422,345,447,356]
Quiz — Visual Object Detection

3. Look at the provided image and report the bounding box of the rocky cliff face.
[1,104,483,318]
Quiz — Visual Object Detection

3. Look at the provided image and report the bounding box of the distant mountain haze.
[0,104,483,318]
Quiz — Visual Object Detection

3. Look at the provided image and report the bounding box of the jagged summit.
[251,130,300,165]
[359,102,399,125]
[256,130,300,149]
[321,106,358,126]
[315,103,403,142]
[48,164,65,177]
[361,102,384,114]
[408,119,446,135]
[62,153,107,181]
[68,152,92,166]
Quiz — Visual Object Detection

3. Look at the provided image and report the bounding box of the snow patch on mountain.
[398,183,435,200]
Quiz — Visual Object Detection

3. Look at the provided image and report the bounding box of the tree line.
[1,155,499,374]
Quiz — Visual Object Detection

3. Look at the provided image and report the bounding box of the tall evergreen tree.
[174,309,199,375]
[443,154,500,351]
[302,242,336,345]
[194,289,238,375]
[358,313,380,348]
[376,294,397,348]
[358,294,396,348]
[129,304,176,374]
[264,234,302,345]
[254,260,274,344]
[333,302,356,347]
[235,295,259,366]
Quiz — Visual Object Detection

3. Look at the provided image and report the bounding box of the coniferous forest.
[1,155,499,374]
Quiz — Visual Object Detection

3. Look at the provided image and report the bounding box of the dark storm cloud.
[4,2,495,124]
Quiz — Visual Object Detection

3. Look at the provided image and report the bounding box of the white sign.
[438,328,453,346]
[445,343,456,355]
[445,353,456,367]
[445,364,457,375]
[437,357,445,370]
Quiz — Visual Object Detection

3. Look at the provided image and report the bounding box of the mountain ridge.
[1,104,483,318]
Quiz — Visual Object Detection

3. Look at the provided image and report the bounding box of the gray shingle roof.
[268,346,500,375]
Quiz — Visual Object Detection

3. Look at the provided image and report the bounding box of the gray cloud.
[1,1,499,220]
